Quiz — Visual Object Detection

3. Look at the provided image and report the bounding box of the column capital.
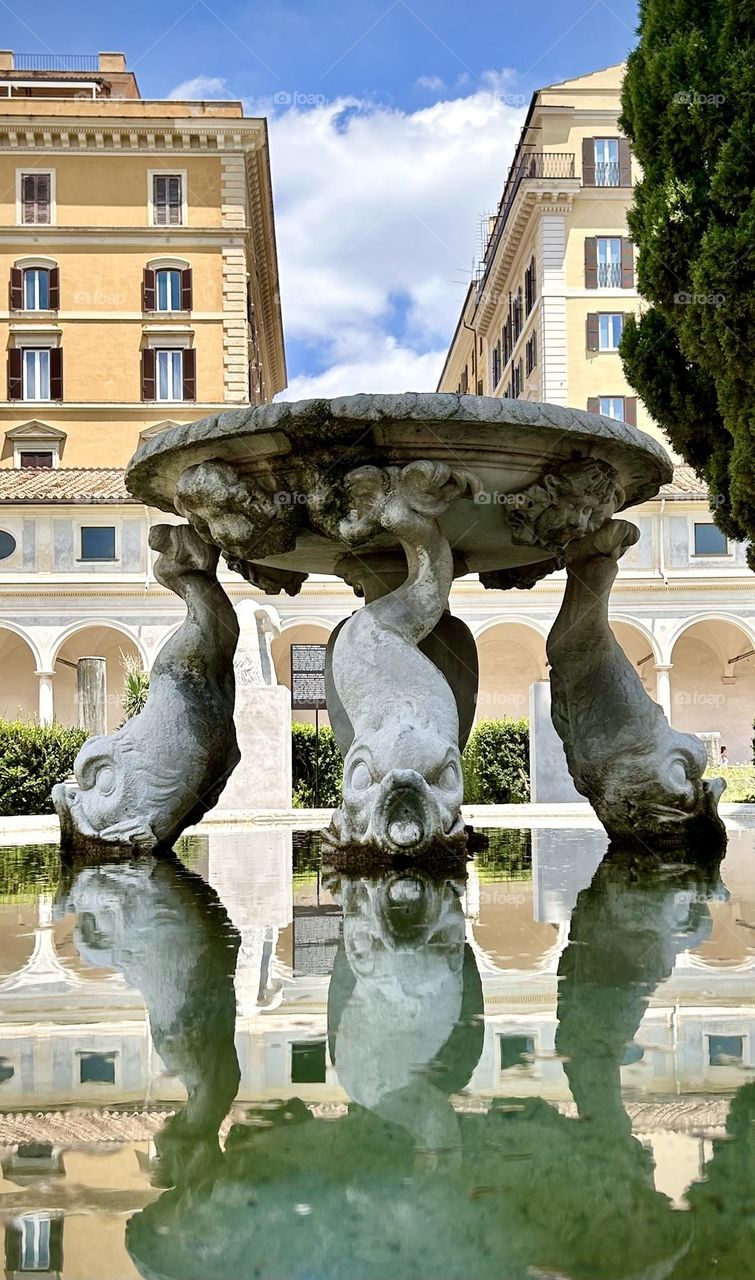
[653,663,673,673]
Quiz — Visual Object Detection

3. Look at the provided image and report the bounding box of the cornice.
[475,183,579,333]
[0,118,266,154]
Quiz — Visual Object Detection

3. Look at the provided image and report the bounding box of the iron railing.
[476,152,575,302]
[595,160,621,186]
[14,54,99,72]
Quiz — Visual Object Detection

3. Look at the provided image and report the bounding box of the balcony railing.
[595,160,621,186]
[14,54,99,72]
[598,262,622,288]
[476,152,575,301]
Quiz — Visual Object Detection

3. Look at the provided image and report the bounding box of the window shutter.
[50,347,63,400]
[584,237,598,289]
[182,347,196,400]
[49,266,60,309]
[141,347,156,400]
[8,348,22,399]
[624,396,637,425]
[181,267,193,310]
[586,313,600,351]
[143,267,156,311]
[621,238,635,288]
[582,137,596,186]
[619,137,632,186]
[587,397,600,414]
[9,267,23,310]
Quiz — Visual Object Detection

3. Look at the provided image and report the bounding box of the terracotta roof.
[657,464,709,500]
[0,467,134,504]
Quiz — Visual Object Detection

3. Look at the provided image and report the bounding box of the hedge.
[0,720,87,817]
[291,722,343,808]
[462,718,530,805]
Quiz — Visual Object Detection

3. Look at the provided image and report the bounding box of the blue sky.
[3,0,640,394]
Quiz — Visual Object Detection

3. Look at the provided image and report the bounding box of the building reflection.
[0,823,754,1274]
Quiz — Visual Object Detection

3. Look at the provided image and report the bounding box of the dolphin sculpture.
[547,518,726,844]
[322,460,479,854]
[53,523,240,852]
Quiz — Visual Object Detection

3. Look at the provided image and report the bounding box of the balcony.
[476,152,575,302]
[13,54,100,72]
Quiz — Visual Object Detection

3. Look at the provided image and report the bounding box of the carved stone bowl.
[126,393,673,593]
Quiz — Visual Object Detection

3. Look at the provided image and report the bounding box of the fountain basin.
[126,393,672,587]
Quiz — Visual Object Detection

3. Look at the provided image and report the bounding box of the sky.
[3,0,641,397]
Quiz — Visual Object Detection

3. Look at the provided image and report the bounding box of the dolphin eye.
[96,766,117,796]
[350,761,372,793]
[438,761,459,790]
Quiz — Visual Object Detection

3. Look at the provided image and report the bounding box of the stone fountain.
[52,393,725,854]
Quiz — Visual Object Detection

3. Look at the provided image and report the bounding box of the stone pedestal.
[217,684,292,810]
[529,680,582,804]
[77,657,107,736]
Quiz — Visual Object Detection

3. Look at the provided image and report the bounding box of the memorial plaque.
[291,643,327,710]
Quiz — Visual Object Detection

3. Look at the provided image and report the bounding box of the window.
[524,255,537,314]
[597,238,622,288]
[19,451,53,468]
[291,1039,327,1084]
[152,173,184,226]
[513,287,523,341]
[0,531,17,561]
[525,331,537,375]
[156,349,184,401]
[594,138,620,186]
[22,349,50,400]
[599,313,624,350]
[156,268,182,311]
[512,358,523,398]
[142,347,195,401]
[491,342,501,388]
[19,171,52,225]
[599,396,625,419]
[500,1034,534,1070]
[5,1214,63,1274]
[24,268,49,310]
[502,314,512,366]
[80,528,116,562]
[708,1034,743,1066]
[694,523,728,556]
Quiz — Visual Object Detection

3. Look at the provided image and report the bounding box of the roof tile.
[0,468,134,504]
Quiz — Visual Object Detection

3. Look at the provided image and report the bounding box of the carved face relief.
[335,723,465,852]
[511,459,626,555]
[175,460,301,562]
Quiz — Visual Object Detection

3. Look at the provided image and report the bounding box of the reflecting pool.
[1,821,755,1278]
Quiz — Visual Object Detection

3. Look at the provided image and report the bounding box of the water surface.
[0,822,754,1278]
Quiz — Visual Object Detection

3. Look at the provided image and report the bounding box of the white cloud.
[168,76,228,100]
[416,74,445,92]
[265,81,525,398]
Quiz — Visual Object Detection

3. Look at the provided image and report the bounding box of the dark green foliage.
[462,718,530,804]
[291,722,343,808]
[620,0,755,564]
[0,843,61,901]
[0,719,87,817]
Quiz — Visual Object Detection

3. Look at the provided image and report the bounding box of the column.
[654,664,673,723]
[77,656,107,736]
[35,671,55,726]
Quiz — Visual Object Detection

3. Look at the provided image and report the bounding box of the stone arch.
[670,616,755,764]
[51,622,147,734]
[609,616,661,694]
[0,625,42,722]
[271,620,334,727]
[473,620,548,723]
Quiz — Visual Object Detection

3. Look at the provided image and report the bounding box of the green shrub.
[291,722,343,808]
[462,718,530,805]
[705,765,755,804]
[121,652,150,720]
[0,719,87,817]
